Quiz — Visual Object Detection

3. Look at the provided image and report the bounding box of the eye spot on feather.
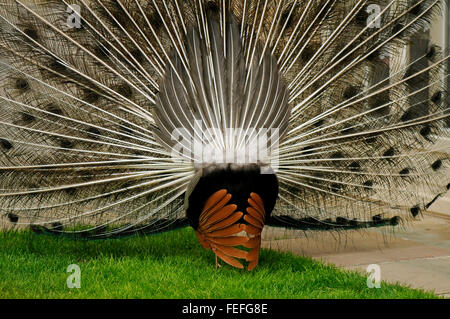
[312,84,326,97]
[349,161,361,172]
[83,90,100,104]
[78,171,94,182]
[365,133,378,144]
[330,183,342,193]
[133,150,146,156]
[0,139,13,151]
[121,181,135,190]
[367,49,381,62]
[426,45,437,59]
[50,59,67,73]
[110,5,129,28]
[343,86,359,100]
[341,125,355,135]
[15,78,30,91]
[346,218,356,227]
[392,24,404,37]
[337,46,356,64]
[400,108,419,122]
[363,180,374,189]
[372,214,382,222]
[130,49,145,64]
[280,10,293,29]
[23,27,39,41]
[410,205,420,218]
[420,125,431,139]
[431,91,442,104]
[331,151,344,159]
[116,84,133,99]
[335,217,349,225]
[146,8,163,30]
[431,159,442,171]
[87,127,101,138]
[400,110,414,122]
[317,1,333,21]
[301,146,314,156]
[410,1,422,16]
[119,123,133,135]
[46,104,64,116]
[383,147,395,158]
[301,46,314,61]
[93,44,110,60]
[65,187,76,196]
[313,119,324,127]
[398,169,411,180]
[368,94,391,118]
[20,112,35,124]
[403,66,423,85]
[355,8,369,26]
[280,3,300,30]
[425,194,442,210]
[58,138,74,149]
[7,213,18,223]
[205,1,220,14]
[390,216,400,226]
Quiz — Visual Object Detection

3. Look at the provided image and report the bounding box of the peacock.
[0,0,448,271]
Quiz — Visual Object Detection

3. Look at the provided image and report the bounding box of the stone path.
[263,211,450,298]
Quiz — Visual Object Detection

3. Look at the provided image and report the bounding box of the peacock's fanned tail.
[0,1,448,269]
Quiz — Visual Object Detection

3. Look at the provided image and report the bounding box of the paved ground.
[263,208,450,298]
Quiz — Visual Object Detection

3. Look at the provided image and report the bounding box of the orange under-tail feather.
[196,189,266,270]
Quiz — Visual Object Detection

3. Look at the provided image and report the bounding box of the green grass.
[0,228,438,299]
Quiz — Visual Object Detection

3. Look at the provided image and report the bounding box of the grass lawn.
[0,227,438,299]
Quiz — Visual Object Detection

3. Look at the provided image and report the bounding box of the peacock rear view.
[0,0,448,270]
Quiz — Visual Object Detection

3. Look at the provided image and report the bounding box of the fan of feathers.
[0,0,448,270]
